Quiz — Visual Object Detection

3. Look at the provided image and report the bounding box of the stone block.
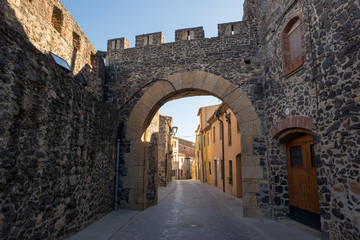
[134,189,145,204]
[124,153,144,166]
[139,91,159,110]
[128,101,151,128]
[239,119,261,136]
[121,177,143,190]
[242,165,263,179]
[242,178,260,193]
[235,106,258,125]
[167,73,183,90]
[211,78,232,98]
[128,166,144,178]
[242,155,260,166]
[192,71,208,90]
[241,137,253,156]
[146,81,174,99]
[181,72,195,89]
[203,74,220,93]
[230,93,252,115]
[130,139,145,154]
[126,125,143,141]
[221,85,243,105]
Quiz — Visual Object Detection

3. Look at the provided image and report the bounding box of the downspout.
[114,120,124,210]
[215,109,226,193]
[220,119,225,193]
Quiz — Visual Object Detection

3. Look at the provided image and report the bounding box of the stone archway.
[122,71,265,217]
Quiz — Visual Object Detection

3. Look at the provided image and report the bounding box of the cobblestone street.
[70,180,320,240]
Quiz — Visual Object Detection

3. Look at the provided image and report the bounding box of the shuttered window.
[282,16,305,76]
[288,20,302,63]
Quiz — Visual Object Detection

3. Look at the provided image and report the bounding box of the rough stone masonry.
[0,0,359,240]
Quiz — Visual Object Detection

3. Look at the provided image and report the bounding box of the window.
[228,160,233,184]
[51,6,63,34]
[290,146,302,166]
[282,16,305,76]
[207,132,210,146]
[209,161,211,175]
[237,122,240,132]
[213,127,216,143]
[219,122,223,141]
[203,135,206,147]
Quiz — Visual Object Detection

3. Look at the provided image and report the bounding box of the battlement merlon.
[175,27,204,41]
[107,37,130,51]
[218,21,248,37]
[107,21,249,52]
[136,32,165,47]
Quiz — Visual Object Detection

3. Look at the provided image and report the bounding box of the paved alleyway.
[69,180,320,240]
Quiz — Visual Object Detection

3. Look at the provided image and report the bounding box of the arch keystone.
[180,72,195,89]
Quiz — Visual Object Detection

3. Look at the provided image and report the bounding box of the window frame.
[282,15,305,77]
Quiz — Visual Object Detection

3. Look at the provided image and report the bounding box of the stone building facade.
[1,0,118,239]
[1,0,359,239]
[157,115,173,186]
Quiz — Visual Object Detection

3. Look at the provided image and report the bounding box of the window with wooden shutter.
[282,16,305,77]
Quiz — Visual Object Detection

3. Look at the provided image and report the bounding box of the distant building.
[194,105,220,184]
[171,137,195,180]
[208,103,242,198]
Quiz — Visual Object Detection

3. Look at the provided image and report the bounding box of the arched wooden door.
[286,134,320,230]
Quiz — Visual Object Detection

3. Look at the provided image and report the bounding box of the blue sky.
[61,0,244,142]
[61,0,244,50]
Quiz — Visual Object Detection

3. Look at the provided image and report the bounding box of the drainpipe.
[215,109,226,193]
[220,119,225,193]
[115,120,124,210]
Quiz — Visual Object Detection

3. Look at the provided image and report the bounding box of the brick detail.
[270,116,313,139]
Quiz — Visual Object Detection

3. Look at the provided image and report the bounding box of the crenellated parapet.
[107,21,255,54]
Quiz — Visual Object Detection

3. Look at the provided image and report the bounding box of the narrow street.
[70,180,320,240]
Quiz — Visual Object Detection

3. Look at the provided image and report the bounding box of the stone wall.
[6,0,105,99]
[144,112,159,207]
[243,0,360,238]
[158,115,172,187]
[0,1,119,239]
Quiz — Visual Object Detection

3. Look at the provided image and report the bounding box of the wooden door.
[236,155,242,198]
[286,134,320,230]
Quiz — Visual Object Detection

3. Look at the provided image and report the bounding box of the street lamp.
[171,126,178,136]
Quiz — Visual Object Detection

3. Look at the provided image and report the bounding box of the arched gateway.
[122,71,267,217]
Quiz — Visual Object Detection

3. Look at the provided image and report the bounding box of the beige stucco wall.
[210,105,242,198]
